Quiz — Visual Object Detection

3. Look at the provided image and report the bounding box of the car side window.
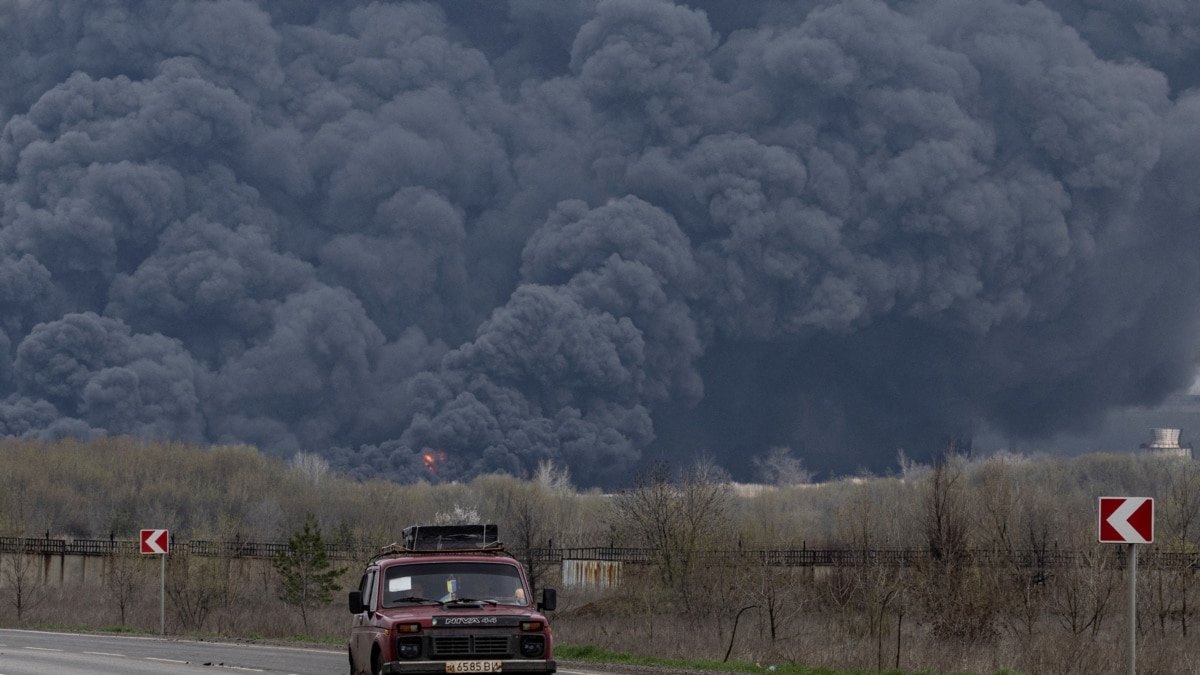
[363,568,378,613]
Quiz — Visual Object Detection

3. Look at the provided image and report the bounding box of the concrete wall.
[0,552,129,589]
[0,551,276,590]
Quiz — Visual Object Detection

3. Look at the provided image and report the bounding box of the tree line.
[5,437,1200,672]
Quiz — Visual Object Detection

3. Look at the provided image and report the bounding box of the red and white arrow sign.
[1098,497,1154,544]
[140,529,170,555]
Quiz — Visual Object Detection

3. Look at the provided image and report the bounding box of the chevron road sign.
[140,529,170,555]
[1098,496,1154,675]
[1098,497,1154,544]
[140,528,171,635]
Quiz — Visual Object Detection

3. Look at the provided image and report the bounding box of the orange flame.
[422,450,446,474]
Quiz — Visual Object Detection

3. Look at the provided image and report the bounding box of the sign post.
[140,529,170,635]
[1128,543,1136,675]
[1098,497,1153,675]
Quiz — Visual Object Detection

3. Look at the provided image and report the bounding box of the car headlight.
[397,638,422,659]
[520,636,545,658]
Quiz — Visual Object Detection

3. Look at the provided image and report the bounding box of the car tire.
[371,647,383,675]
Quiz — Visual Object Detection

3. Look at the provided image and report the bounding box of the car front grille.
[431,635,512,657]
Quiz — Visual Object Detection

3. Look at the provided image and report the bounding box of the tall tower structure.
[1140,428,1193,459]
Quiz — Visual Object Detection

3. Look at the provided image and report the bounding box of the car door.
[351,568,377,672]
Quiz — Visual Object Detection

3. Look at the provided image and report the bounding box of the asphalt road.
[0,629,623,675]
[0,629,346,674]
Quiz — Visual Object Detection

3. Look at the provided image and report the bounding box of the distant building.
[1140,428,1193,459]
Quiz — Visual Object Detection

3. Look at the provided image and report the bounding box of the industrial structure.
[1140,428,1193,459]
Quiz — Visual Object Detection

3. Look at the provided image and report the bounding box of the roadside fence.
[3,535,1199,570]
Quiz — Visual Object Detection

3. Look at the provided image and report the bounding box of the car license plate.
[446,661,502,673]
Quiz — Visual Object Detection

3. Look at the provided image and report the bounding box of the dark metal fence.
[0,537,140,556]
[3,535,1198,570]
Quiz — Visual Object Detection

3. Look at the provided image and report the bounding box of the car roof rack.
[370,544,509,562]
[404,524,499,551]
[369,524,508,562]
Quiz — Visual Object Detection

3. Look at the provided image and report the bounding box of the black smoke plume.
[2,0,1199,486]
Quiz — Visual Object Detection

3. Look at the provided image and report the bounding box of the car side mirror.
[538,588,557,612]
[348,590,365,614]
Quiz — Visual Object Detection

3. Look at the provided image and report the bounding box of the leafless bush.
[733,559,808,645]
[432,503,482,525]
[166,553,240,633]
[1048,545,1119,637]
[103,551,147,626]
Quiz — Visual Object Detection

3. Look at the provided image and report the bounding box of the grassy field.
[554,644,993,675]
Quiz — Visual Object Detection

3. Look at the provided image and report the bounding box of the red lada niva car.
[348,525,557,675]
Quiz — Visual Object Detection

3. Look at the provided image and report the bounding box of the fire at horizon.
[422,450,446,474]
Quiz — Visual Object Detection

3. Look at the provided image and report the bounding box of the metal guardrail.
[4,536,1198,570]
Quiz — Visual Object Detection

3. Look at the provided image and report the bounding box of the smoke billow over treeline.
[1,0,1199,486]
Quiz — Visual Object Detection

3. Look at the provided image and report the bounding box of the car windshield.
[381,561,529,608]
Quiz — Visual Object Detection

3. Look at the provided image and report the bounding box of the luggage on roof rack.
[402,524,499,551]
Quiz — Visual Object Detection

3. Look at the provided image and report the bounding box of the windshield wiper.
[446,597,498,606]
[394,596,442,605]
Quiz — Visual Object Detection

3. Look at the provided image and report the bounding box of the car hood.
[376,604,546,623]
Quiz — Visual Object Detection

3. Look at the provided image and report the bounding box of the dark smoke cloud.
[1,0,1199,487]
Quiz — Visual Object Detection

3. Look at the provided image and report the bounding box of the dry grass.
[548,565,1200,675]
[6,556,1200,674]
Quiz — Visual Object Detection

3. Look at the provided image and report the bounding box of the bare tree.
[1001,477,1058,637]
[752,446,813,486]
[104,550,146,627]
[0,552,47,625]
[488,478,554,594]
[288,452,331,485]
[167,553,218,633]
[976,458,1018,551]
[975,457,1049,637]
[481,465,578,597]
[922,455,968,563]
[534,459,573,492]
[832,480,911,670]
[611,460,730,611]
[735,559,805,644]
[1048,544,1118,637]
[1145,459,1200,636]
[912,453,1005,640]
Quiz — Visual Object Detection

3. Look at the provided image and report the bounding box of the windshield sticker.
[389,577,413,592]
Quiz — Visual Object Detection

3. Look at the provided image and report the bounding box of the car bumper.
[382,660,556,674]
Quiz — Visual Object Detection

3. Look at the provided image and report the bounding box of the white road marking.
[84,651,127,657]
[25,646,64,652]
[146,656,189,663]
